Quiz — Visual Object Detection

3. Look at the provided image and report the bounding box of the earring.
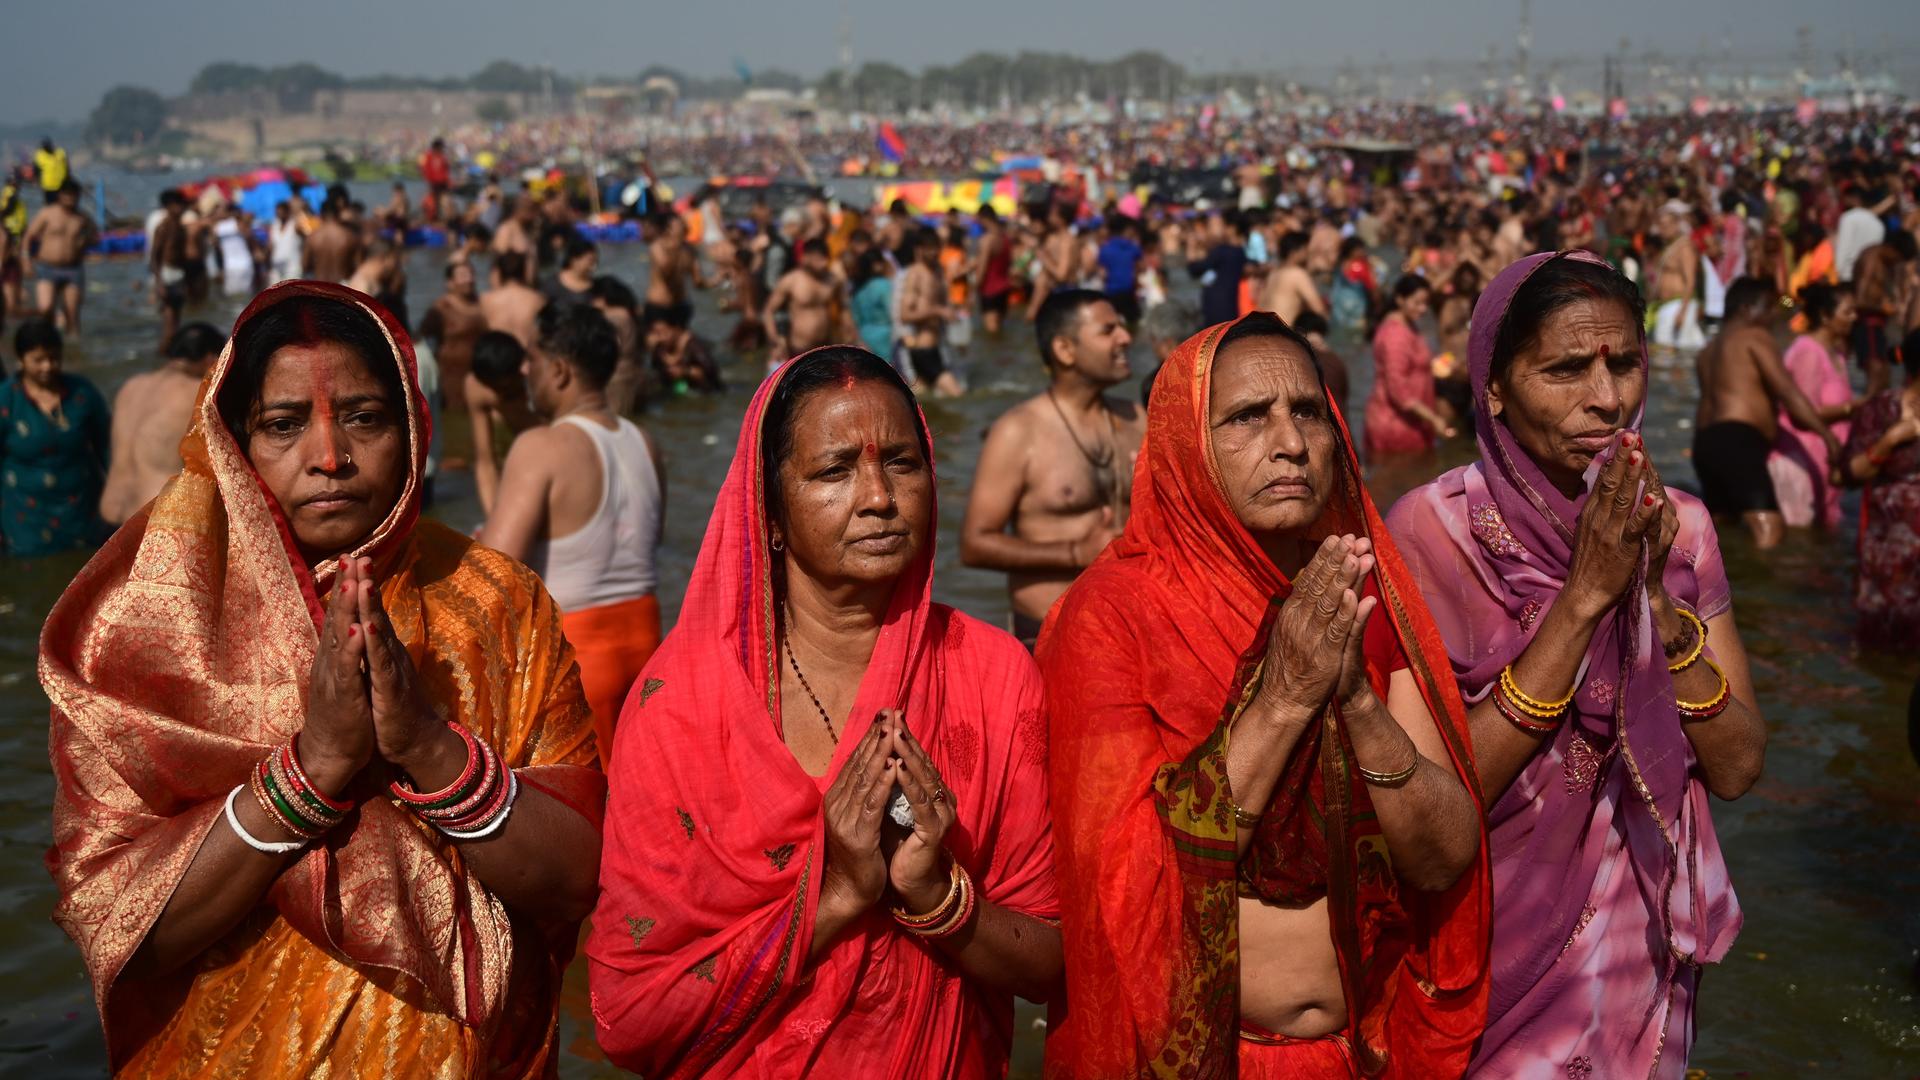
[770,536,785,552]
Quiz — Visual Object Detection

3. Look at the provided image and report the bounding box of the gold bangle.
[1676,658,1731,716]
[891,860,962,927]
[1356,750,1419,787]
[1230,800,1262,830]
[1665,608,1707,674]
[1500,665,1574,717]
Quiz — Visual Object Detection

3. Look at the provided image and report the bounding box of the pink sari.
[586,350,1058,1079]
[1387,252,1741,1079]
[1768,334,1852,528]
[1364,314,1437,458]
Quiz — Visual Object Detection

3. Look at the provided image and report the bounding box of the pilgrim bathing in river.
[35,254,1773,1079]
[39,81,1920,1073]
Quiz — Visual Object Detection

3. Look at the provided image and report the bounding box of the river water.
[0,175,1914,1077]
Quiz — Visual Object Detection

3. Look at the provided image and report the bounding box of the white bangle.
[438,770,519,841]
[225,785,308,855]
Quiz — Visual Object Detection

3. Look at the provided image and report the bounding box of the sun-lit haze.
[1,0,1914,122]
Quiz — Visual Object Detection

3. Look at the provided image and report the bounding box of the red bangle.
[285,738,355,813]
[440,762,514,832]
[1492,683,1561,734]
[388,722,481,807]
[422,740,500,823]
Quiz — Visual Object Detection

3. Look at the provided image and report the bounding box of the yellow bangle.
[1676,658,1731,717]
[1665,608,1707,674]
[1500,665,1575,718]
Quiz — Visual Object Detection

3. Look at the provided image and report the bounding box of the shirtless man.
[464,330,540,514]
[1651,201,1702,353]
[421,261,488,408]
[1491,196,1529,270]
[590,275,645,413]
[24,181,96,334]
[1306,212,1342,279]
[480,251,547,349]
[1025,203,1084,320]
[899,228,963,396]
[1258,231,1328,324]
[645,309,725,395]
[1693,277,1844,549]
[1851,230,1915,395]
[490,196,539,284]
[303,199,362,284]
[763,238,846,363]
[149,190,192,346]
[961,288,1144,648]
[642,212,701,330]
[99,322,223,524]
[382,183,411,233]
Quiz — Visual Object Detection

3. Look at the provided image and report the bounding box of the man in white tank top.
[482,303,666,767]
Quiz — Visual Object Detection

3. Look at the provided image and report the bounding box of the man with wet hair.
[100,322,224,524]
[1693,277,1844,549]
[962,288,1144,649]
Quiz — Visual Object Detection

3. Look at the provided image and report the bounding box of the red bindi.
[310,362,339,466]
[1599,343,1610,360]
[863,441,877,459]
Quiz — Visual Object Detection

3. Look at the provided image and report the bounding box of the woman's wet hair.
[760,346,929,528]
[165,322,226,363]
[218,294,403,445]
[12,318,62,361]
[1490,253,1646,384]
[1797,282,1844,330]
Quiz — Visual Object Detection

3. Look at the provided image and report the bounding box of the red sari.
[1038,316,1490,1078]
[587,351,1058,1078]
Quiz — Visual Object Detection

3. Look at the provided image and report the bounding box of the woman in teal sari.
[1,319,110,556]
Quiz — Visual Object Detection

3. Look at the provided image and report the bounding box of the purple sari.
[1386,252,1742,1079]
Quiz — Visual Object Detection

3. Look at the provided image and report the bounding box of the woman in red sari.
[42,282,603,1077]
[1040,313,1489,1078]
[588,346,1061,1078]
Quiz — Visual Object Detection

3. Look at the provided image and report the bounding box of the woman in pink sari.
[587,346,1061,1078]
[1388,252,1767,1078]
[1769,283,1862,528]
[1364,275,1456,459]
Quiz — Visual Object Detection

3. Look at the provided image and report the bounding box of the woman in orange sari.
[1040,313,1489,1077]
[42,281,604,1077]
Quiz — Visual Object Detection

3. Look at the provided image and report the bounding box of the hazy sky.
[2,0,1911,122]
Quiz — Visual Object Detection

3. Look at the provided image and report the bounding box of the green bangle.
[263,768,327,835]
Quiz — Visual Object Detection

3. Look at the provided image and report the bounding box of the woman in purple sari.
[1387,251,1767,1078]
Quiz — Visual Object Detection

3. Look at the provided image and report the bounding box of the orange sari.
[41,281,604,1077]
[1038,316,1490,1078]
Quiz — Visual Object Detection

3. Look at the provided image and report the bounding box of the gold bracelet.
[1230,800,1262,830]
[1356,749,1420,787]
[1665,608,1707,674]
[891,860,963,927]
[1676,658,1731,718]
[1499,665,1575,718]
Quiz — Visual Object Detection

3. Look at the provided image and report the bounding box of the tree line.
[86,50,1210,147]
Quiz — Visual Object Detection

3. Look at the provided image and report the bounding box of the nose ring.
[343,453,353,467]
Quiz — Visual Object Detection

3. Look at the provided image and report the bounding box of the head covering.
[1390,251,1740,1073]
[588,348,1056,1079]
[42,281,601,1067]
[1039,315,1489,1077]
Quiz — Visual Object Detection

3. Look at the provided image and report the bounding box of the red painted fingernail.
[347,624,358,637]
[1630,451,1641,465]
[1644,494,1656,506]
